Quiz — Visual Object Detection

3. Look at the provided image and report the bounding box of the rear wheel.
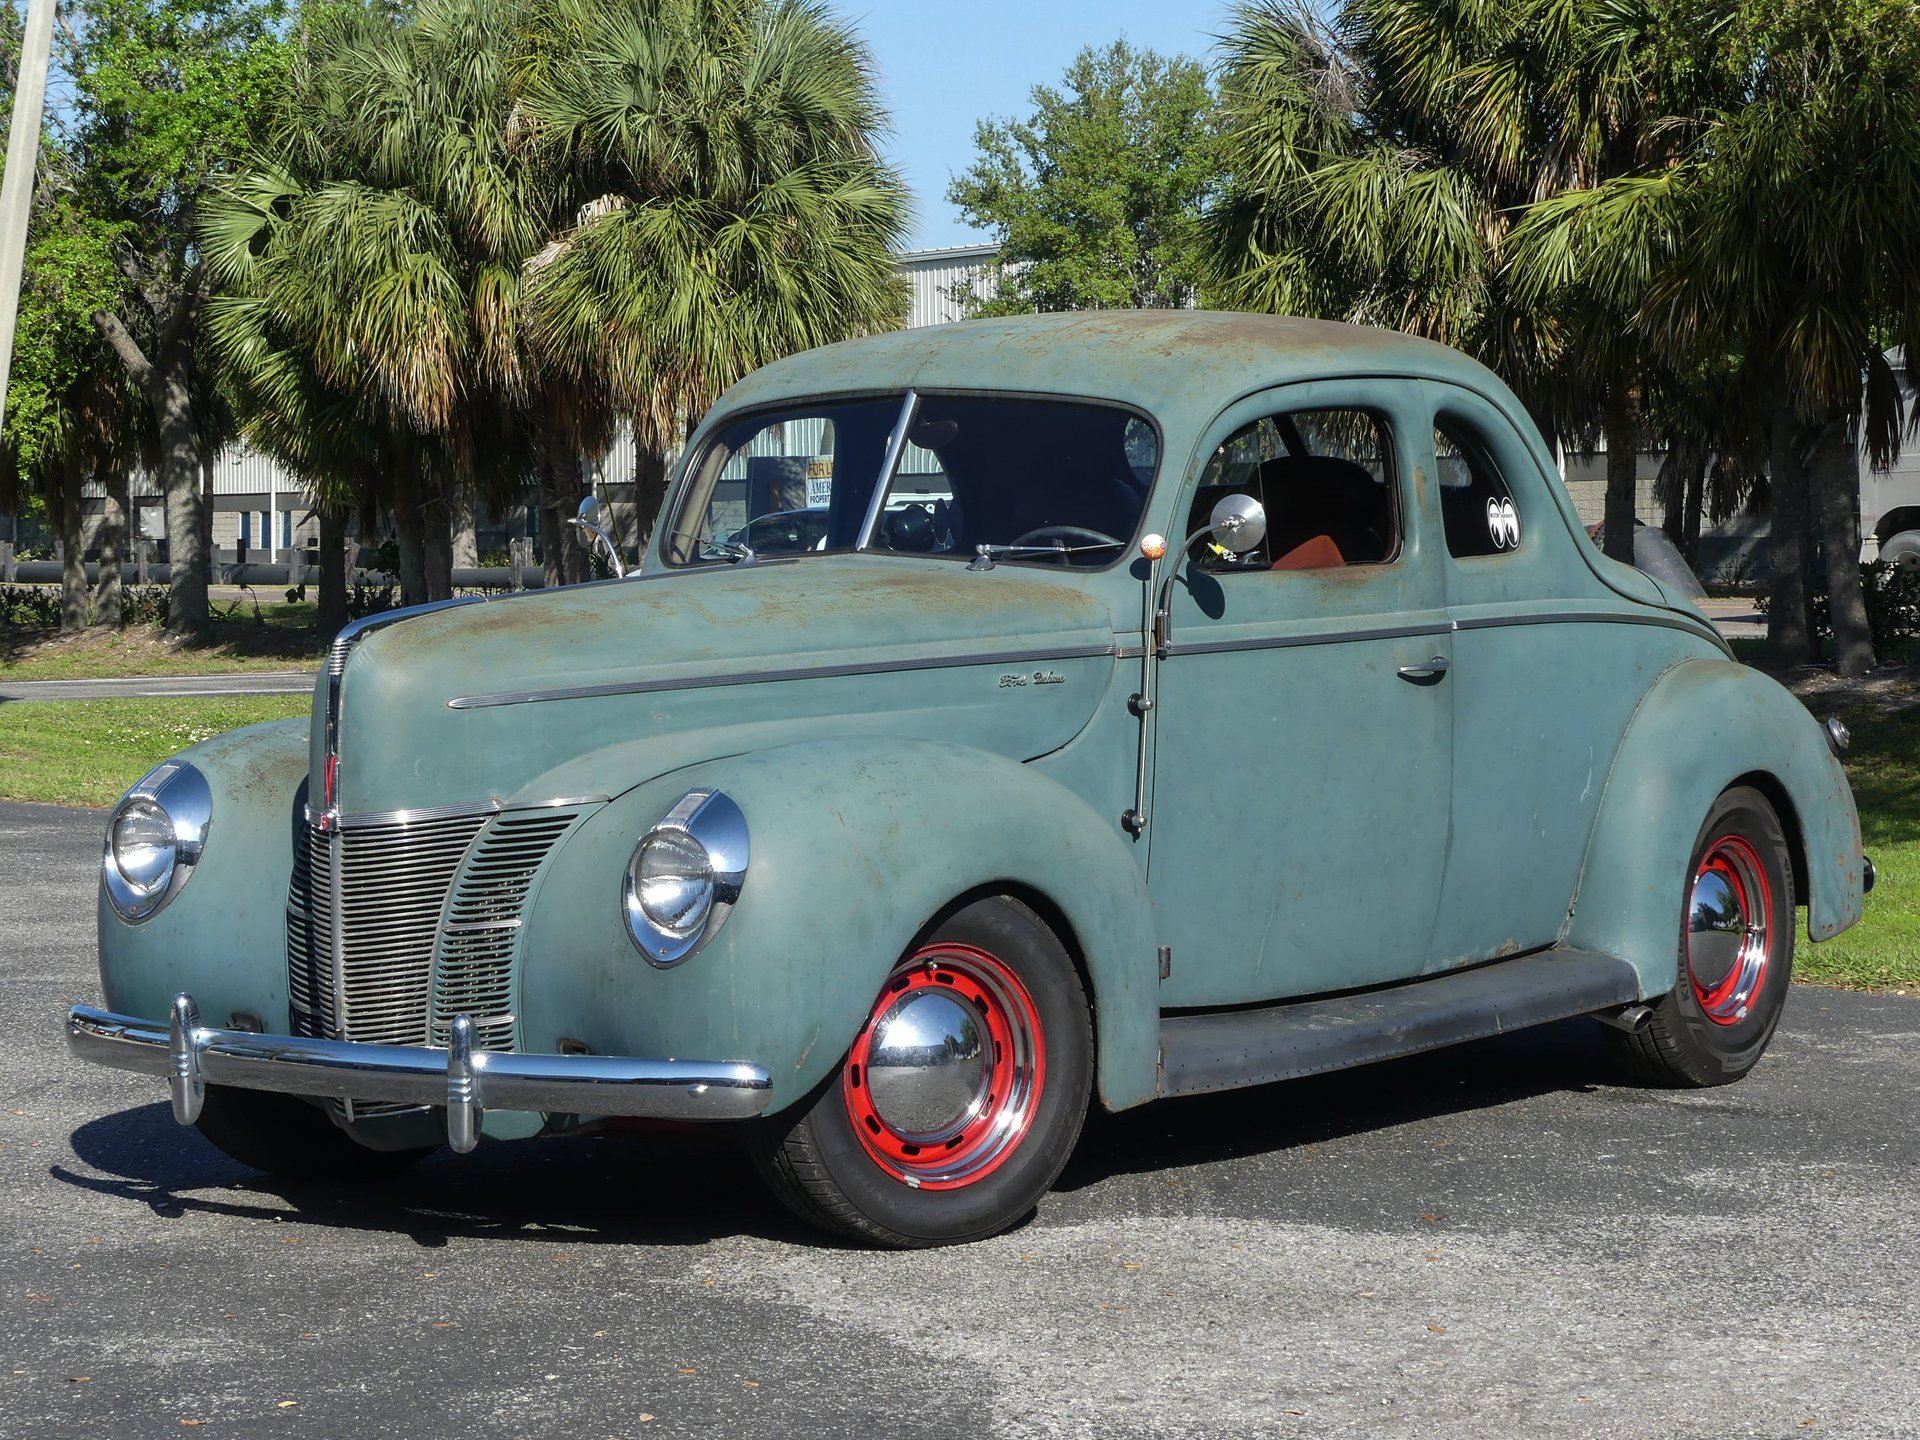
[1611,785,1795,1087]
[194,1086,437,1181]
[753,896,1092,1247]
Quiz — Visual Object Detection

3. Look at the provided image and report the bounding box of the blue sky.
[852,4,1228,250]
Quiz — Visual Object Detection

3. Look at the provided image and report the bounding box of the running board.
[1158,948,1642,1097]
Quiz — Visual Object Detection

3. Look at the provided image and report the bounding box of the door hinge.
[1158,944,1172,980]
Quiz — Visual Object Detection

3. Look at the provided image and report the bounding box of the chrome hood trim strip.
[446,643,1120,710]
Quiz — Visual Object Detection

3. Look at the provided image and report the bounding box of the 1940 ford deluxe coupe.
[68,312,1872,1247]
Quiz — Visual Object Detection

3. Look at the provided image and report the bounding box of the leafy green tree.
[1209,0,1698,564]
[2,13,143,630]
[514,0,911,541]
[1512,0,1920,674]
[947,38,1220,314]
[59,0,289,635]
[204,0,555,605]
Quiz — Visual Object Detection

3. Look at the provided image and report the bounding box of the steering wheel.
[1006,524,1125,558]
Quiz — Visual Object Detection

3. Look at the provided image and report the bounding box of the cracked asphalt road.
[3,800,1916,1438]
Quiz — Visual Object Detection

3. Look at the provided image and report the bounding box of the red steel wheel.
[751,896,1092,1247]
[841,943,1046,1191]
[1609,785,1795,1088]
[1687,835,1773,1026]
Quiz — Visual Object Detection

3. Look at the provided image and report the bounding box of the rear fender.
[518,737,1161,1115]
[1565,660,1864,993]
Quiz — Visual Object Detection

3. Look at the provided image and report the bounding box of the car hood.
[317,557,1123,817]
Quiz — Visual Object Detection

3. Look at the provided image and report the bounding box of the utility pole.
[0,0,57,434]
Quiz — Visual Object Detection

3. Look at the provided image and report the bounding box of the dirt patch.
[1771,662,1920,717]
[0,621,325,678]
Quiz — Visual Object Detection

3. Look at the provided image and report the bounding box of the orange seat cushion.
[1270,534,1346,570]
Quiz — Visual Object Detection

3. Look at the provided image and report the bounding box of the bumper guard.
[67,994,774,1153]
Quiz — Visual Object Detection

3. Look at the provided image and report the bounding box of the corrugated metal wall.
[898,244,998,329]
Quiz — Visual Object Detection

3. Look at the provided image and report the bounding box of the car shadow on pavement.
[54,1104,829,1250]
[1055,1015,1627,1192]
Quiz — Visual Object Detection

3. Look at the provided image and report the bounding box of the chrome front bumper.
[67,994,774,1153]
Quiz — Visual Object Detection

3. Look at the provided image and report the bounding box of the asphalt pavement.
[3,799,1917,1439]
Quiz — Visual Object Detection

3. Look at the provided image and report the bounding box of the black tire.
[194,1086,437,1180]
[752,896,1093,1248]
[1611,785,1795,1087]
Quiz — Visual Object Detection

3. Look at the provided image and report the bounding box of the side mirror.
[568,492,625,578]
[1208,493,1267,554]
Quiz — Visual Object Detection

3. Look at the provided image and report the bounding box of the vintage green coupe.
[68,312,1872,1246]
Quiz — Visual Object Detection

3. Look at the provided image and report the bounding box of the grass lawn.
[1795,698,1920,991]
[0,695,310,808]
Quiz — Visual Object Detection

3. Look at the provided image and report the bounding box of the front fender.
[94,718,310,1028]
[1565,660,1865,994]
[518,736,1161,1114]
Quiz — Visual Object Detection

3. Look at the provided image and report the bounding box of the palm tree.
[1517,2,1920,674]
[1208,0,1696,564]
[204,0,559,606]
[511,0,911,543]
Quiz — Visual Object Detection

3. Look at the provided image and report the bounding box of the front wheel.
[752,897,1093,1247]
[1610,785,1795,1087]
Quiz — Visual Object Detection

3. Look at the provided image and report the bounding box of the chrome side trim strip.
[1165,620,1452,659]
[69,1000,774,1146]
[1452,609,1719,640]
[447,645,1119,710]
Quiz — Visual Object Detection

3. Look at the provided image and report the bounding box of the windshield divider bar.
[856,390,920,552]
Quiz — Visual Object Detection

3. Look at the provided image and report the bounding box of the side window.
[1190,408,1399,571]
[1435,416,1521,558]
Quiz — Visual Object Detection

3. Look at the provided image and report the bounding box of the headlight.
[624,788,747,966]
[103,762,212,924]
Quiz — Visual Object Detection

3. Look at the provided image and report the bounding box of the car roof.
[719,311,1501,435]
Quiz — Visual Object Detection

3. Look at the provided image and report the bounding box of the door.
[1149,382,1455,1007]
[1419,382,1686,964]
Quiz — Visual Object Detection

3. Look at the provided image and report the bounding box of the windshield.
[663,392,1157,569]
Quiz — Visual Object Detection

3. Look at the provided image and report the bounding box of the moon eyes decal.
[1485,497,1521,550]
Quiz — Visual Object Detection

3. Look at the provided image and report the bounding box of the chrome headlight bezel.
[623,788,748,967]
[102,761,213,924]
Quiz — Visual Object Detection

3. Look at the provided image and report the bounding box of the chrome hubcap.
[864,989,989,1139]
[1687,836,1771,1025]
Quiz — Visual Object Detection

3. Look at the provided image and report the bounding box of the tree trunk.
[1683,456,1707,567]
[57,467,87,633]
[153,356,209,635]
[424,476,454,601]
[93,463,126,627]
[537,438,589,586]
[316,504,348,642]
[1602,385,1639,564]
[451,481,479,570]
[1811,415,1874,676]
[632,445,669,555]
[390,439,429,608]
[1767,414,1815,667]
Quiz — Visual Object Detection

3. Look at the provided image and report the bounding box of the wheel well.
[914,881,1102,1103]
[1732,770,1808,907]
[1873,506,1920,544]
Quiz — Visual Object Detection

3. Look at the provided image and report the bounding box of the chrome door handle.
[1397,655,1450,683]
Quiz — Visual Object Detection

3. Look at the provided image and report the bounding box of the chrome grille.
[285,806,582,1114]
[430,810,580,1048]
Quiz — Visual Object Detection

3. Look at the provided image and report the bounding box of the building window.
[239,512,251,548]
